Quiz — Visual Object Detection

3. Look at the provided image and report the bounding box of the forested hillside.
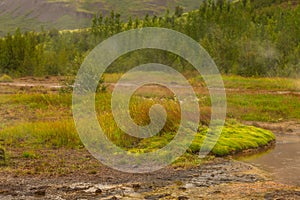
[0,0,201,36]
[0,0,299,77]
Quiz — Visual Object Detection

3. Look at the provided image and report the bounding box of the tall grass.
[0,95,183,149]
[8,94,72,108]
[97,96,182,148]
[0,120,81,148]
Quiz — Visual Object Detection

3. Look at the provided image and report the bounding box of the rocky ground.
[0,154,299,199]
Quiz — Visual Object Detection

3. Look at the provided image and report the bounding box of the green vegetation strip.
[227,94,300,122]
[1,91,299,126]
[222,76,300,91]
[0,120,275,157]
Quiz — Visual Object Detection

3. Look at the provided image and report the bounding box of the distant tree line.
[0,0,299,77]
[0,27,98,76]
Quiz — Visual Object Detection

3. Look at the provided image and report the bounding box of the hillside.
[0,0,201,36]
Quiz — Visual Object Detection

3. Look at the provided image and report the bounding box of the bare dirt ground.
[0,76,63,94]
[0,152,299,199]
[0,77,299,199]
[1,76,300,96]
[243,120,300,136]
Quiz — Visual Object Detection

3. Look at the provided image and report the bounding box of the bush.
[0,74,13,83]
[0,147,5,166]
[59,76,106,94]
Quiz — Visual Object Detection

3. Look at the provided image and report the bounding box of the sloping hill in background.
[0,0,201,35]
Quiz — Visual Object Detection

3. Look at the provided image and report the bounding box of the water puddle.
[236,134,300,186]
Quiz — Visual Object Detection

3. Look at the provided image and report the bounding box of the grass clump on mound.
[0,74,13,83]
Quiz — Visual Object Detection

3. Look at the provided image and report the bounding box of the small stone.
[95,188,102,194]
[132,183,141,190]
[178,196,189,200]
[0,189,8,194]
[287,128,293,133]
[184,183,195,189]
[178,186,187,191]
[34,189,46,196]
[174,181,183,186]
[145,193,170,200]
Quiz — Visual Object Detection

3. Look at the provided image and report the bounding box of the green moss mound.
[190,123,275,156]
[137,121,275,157]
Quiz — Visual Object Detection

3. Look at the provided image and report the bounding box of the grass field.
[0,94,276,169]
[222,76,300,91]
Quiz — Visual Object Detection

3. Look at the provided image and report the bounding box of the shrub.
[59,76,106,94]
[0,147,5,166]
[0,74,13,83]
